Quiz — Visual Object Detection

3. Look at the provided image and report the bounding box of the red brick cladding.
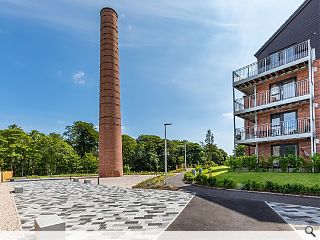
[99,8,123,177]
[243,66,314,159]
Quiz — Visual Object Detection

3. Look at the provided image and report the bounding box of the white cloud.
[223,112,233,119]
[127,25,133,32]
[72,71,86,85]
[57,120,66,124]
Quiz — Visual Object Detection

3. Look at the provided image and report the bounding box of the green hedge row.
[183,172,320,196]
[225,154,320,173]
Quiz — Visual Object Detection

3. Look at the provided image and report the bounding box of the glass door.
[270,83,280,102]
[271,115,281,136]
[283,111,297,135]
[281,79,296,100]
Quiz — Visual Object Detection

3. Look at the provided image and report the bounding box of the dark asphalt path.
[166,173,320,231]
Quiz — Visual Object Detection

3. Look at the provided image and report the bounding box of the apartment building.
[233,0,320,160]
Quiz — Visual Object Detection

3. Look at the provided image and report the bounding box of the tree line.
[0,122,228,177]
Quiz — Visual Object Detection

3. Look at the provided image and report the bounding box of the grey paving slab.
[10,180,192,231]
[267,202,320,230]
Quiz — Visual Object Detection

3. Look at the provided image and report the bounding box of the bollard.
[98,177,100,185]
[84,179,91,184]
[192,169,197,177]
[199,168,203,175]
[14,186,23,193]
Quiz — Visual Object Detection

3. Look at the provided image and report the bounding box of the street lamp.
[164,123,172,184]
[184,140,187,171]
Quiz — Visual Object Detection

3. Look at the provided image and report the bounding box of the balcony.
[234,79,310,115]
[235,118,311,144]
[233,41,309,86]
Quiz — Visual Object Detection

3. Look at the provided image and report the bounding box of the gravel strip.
[0,183,21,231]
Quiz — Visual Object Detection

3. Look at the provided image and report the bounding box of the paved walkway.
[0,183,21,231]
[11,180,192,231]
[267,202,320,230]
[166,173,320,231]
[81,175,155,188]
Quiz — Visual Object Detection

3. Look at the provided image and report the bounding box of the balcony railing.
[234,79,310,112]
[235,118,310,141]
[233,41,309,83]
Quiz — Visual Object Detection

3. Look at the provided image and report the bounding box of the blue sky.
[0,0,303,153]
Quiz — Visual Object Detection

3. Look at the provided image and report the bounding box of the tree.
[234,144,245,157]
[186,142,205,166]
[203,129,226,164]
[133,140,160,172]
[122,135,137,168]
[79,153,98,173]
[0,126,30,176]
[63,121,98,157]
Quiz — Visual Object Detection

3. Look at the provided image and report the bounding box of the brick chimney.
[99,7,123,177]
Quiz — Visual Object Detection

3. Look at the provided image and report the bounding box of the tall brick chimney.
[99,7,123,177]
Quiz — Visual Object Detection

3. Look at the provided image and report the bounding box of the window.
[272,144,298,157]
[270,78,296,102]
[271,111,297,136]
[272,146,281,157]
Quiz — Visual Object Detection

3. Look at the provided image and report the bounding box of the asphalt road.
[166,173,320,231]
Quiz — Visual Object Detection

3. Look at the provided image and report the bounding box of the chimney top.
[100,7,118,18]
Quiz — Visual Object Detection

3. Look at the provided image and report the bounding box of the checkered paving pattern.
[267,202,320,230]
[11,180,192,231]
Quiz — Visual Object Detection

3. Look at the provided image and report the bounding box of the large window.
[271,111,297,136]
[272,144,298,157]
[270,78,296,102]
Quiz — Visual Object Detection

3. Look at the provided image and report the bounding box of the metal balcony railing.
[234,79,310,112]
[235,118,310,141]
[233,41,309,83]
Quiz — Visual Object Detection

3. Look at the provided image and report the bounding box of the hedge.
[183,172,320,196]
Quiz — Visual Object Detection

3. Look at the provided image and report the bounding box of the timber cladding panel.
[256,0,320,59]
[99,8,123,177]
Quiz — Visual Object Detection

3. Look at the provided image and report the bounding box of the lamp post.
[164,123,172,184]
[184,141,187,171]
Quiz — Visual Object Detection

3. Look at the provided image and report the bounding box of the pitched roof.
[254,0,311,57]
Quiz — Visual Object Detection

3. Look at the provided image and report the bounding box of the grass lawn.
[202,166,230,177]
[215,171,320,187]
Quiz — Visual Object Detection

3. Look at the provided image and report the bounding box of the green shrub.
[207,176,217,187]
[221,178,235,188]
[195,174,208,185]
[184,171,195,183]
[287,155,303,170]
[257,156,268,171]
[264,181,280,192]
[311,154,320,173]
[243,180,263,191]
[306,185,320,196]
[279,157,289,172]
[225,156,237,171]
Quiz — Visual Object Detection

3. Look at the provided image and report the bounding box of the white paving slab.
[11,180,192,231]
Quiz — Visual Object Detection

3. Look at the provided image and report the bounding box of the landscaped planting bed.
[184,168,320,196]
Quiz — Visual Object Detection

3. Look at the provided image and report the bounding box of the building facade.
[232,0,320,160]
